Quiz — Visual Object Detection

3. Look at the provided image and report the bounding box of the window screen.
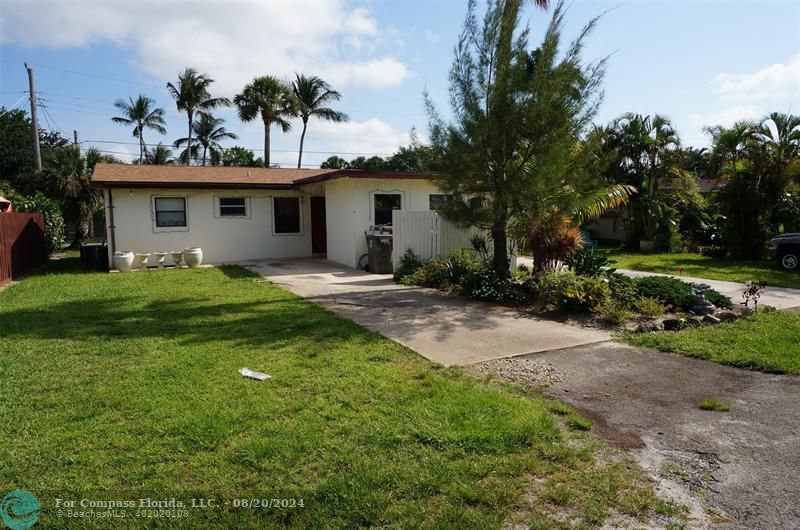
[219,197,247,217]
[154,197,186,227]
[374,194,401,226]
[429,194,446,211]
[274,197,300,233]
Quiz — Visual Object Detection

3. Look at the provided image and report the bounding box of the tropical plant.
[426,0,604,276]
[510,212,583,272]
[145,143,175,165]
[174,114,237,166]
[566,246,612,276]
[166,68,230,165]
[220,146,263,167]
[234,76,296,167]
[292,74,348,168]
[320,155,349,169]
[13,191,65,253]
[111,94,167,164]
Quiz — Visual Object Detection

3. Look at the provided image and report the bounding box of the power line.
[80,139,394,156]
[0,95,28,116]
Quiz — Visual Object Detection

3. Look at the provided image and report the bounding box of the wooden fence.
[0,212,47,286]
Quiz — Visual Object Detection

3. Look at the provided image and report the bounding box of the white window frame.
[151,195,189,233]
[271,196,303,236]
[369,190,405,224]
[214,196,250,219]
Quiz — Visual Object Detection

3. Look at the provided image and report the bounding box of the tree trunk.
[297,119,308,168]
[187,110,193,166]
[139,127,145,165]
[263,118,271,167]
[491,204,509,277]
[202,146,207,166]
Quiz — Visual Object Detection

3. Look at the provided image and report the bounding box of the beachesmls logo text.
[1,490,40,530]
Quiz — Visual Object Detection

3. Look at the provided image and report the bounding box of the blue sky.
[1,0,798,167]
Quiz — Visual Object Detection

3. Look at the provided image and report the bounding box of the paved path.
[616,268,800,310]
[242,258,610,366]
[523,342,800,529]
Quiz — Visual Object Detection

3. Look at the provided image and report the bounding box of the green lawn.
[623,311,800,374]
[0,257,676,529]
[604,249,800,290]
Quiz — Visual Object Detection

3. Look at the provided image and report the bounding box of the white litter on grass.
[239,368,271,381]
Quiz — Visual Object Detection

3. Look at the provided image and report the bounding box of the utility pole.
[74,130,79,149]
[24,63,42,171]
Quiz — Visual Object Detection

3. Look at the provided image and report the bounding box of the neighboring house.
[92,163,444,268]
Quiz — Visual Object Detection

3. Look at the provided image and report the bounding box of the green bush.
[395,248,425,281]
[595,299,634,325]
[536,271,610,312]
[607,273,639,309]
[403,249,482,292]
[655,218,682,252]
[13,192,65,254]
[464,266,527,304]
[566,246,612,276]
[634,276,695,311]
[635,297,666,317]
[703,289,733,309]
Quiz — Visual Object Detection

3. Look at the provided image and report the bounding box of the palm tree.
[174,114,237,166]
[291,74,348,168]
[166,68,230,165]
[234,76,296,167]
[111,94,167,164]
[146,143,175,165]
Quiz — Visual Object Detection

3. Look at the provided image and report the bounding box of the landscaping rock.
[686,316,704,328]
[469,358,561,388]
[662,318,687,331]
[736,306,755,316]
[703,314,722,325]
[717,311,739,322]
[635,319,663,333]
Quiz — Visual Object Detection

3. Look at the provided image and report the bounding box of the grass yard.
[0,257,677,529]
[604,249,800,290]
[623,311,800,374]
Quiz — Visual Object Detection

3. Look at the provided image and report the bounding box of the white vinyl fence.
[391,210,487,270]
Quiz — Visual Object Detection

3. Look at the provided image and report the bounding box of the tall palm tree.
[174,114,238,166]
[234,76,296,167]
[146,143,175,165]
[111,94,167,164]
[166,68,230,165]
[291,74,348,168]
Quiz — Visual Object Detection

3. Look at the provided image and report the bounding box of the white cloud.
[688,104,763,129]
[424,28,441,44]
[0,0,409,94]
[712,55,800,103]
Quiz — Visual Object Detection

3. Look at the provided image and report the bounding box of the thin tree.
[234,76,296,167]
[145,143,175,165]
[166,68,230,165]
[291,74,348,168]
[426,0,602,275]
[111,94,166,164]
[174,114,238,166]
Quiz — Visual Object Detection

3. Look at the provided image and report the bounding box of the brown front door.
[310,196,327,254]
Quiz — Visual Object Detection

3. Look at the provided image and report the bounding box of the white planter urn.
[153,251,168,267]
[183,247,203,268]
[113,250,135,272]
[135,253,151,269]
[171,251,183,268]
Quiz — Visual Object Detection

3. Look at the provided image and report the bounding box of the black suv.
[768,233,800,271]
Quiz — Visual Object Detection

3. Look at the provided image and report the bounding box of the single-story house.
[92,163,445,269]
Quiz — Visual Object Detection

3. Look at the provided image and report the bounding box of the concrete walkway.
[242,258,610,366]
[616,268,800,310]
[525,342,800,529]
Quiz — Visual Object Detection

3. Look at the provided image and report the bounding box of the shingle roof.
[92,163,430,188]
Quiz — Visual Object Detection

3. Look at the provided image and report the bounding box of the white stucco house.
[92,163,445,269]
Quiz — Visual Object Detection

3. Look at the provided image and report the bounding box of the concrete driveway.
[242,258,610,366]
[518,342,800,529]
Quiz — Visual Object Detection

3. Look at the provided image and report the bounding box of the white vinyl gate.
[391,210,485,270]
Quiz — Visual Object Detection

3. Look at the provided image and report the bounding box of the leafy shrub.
[405,259,451,289]
[510,211,583,271]
[536,271,610,312]
[464,266,527,304]
[703,289,733,309]
[13,192,65,254]
[607,273,639,309]
[634,276,695,311]
[595,299,634,325]
[403,249,482,292]
[395,248,425,281]
[566,246,612,277]
[655,217,682,252]
[635,297,666,317]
